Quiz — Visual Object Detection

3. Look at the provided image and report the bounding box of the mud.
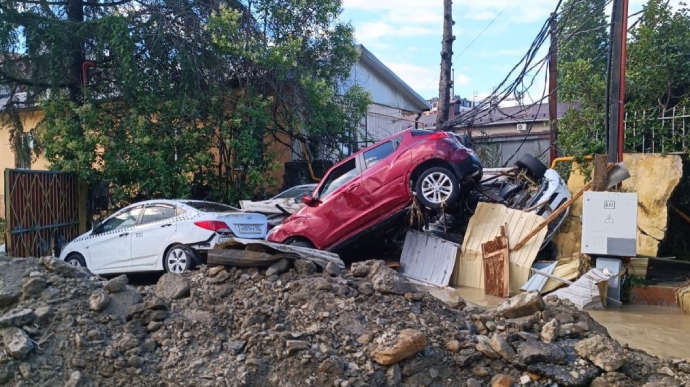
[589,305,690,360]
[426,285,690,361]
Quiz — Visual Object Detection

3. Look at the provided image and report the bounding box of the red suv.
[266,129,483,251]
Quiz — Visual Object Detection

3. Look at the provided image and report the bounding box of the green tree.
[556,0,609,157]
[0,0,369,206]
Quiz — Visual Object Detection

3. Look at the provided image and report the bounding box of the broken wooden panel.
[208,248,288,267]
[541,254,585,294]
[451,203,547,294]
[399,231,459,287]
[481,227,509,298]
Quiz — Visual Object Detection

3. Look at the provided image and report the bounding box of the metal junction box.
[581,191,638,256]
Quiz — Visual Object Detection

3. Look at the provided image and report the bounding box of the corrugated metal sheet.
[521,261,558,292]
[451,202,547,294]
[399,230,460,287]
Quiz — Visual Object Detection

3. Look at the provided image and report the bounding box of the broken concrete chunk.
[325,262,342,276]
[515,340,567,366]
[489,333,515,361]
[575,335,625,372]
[0,308,35,328]
[155,273,191,300]
[22,277,47,299]
[89,290,111,312]
[369,262,416,295]
[2,327,34,359]
[104,274,129,293]
[371,329,427,365]
[350,262,371,277]
[494,291,546,319]
[266,259,291,276]
[285,340,310,356]
[475,335,500,359]
[294,260,316,275]
[540,318,559,343]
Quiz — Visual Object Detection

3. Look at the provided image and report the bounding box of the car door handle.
[347,183,360,192]
[160,224,172,228]
[119,233,129,237]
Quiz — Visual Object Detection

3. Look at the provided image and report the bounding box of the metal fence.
[624,106,690,154]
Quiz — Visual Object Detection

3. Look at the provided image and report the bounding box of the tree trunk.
[435,0,454,131]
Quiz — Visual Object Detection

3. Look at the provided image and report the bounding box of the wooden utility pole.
[435,0,454,131]
[608,0,629,163]
[548,13,558,164]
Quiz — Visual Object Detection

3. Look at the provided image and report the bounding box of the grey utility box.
[581,191,638,256]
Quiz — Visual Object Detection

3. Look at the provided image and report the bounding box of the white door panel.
[85,205,143,274]
[131,204,179,270]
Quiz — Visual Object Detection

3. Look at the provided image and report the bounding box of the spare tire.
[515,154,548,179]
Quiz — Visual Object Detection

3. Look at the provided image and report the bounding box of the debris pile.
[0,253,688,386]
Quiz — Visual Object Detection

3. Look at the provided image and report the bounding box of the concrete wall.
[0,110,50,219]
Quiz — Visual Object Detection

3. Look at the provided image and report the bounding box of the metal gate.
[3,169,87,257]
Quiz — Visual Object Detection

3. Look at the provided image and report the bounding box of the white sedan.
[59,199,268,274]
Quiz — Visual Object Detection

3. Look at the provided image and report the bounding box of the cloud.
[384,62,472,98]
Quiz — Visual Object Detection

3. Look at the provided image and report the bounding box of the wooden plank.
[482,225,509,297]
[217,237,344,269]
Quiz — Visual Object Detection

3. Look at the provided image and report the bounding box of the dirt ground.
[422,285,690,361]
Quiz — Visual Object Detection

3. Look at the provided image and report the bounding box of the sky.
[340,0,679,105]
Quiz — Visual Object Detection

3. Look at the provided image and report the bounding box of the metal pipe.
[550,155,593,169]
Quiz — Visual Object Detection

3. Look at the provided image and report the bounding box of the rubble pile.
[0,253,688,387]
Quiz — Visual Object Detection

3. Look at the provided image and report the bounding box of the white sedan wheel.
[165,246,191,274]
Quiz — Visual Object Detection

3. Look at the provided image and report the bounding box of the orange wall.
[0,110,50,218]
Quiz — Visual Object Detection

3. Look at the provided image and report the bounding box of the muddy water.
[422,286,690,360]
[588,306,690,360]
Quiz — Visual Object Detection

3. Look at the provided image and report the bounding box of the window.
[96,206,144,234]
[15,132,34,169]
[318,159,358,198]
[183,201,239,213]
[140,204,177,225]
[363,141,396,168]
[272,185,316,200]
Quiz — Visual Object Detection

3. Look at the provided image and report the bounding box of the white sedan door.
[85,205,143,274]
[130,203,179,271]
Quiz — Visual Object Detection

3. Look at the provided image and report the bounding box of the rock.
[467,379,483,387]
[540,318,559,343]
[476,335,500,359]
[65,371,84,387]
[127,298,168,319]
[286,340,310,356]
[41,257,88,278]
[266,259,291,276]
[491,374,516,387]
[369,262,416,295]
[446,340,461,353]
[527,362,601,386]
[104,274,128,293]
[350,262,370,277]
[2,327,34,359]
[294,260,317,275]
[494,291,545,319]
[0,308,35,328]
[657,366,674,376]
[0,262,24,306]
[155,273,191,300]
[576,335,625,372]
[472,366,490,377]
[371,329,427,365]
[226,340,246,355]
[325,262,342,276]
[207,266,226,277]
[89,290,111,312]
[519,375,531,385]
[489,334,516,361]
[21,277,47,299]
[515,341,567,365]
[386,364,402,386]
[34,306,53,322]
[590,372,636,387]
[319,356,345,377]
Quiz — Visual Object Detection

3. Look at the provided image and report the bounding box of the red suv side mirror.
[302,195,316,206]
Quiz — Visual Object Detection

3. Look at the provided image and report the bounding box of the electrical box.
[581,191,637,256]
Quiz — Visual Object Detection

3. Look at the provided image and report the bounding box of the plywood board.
[400,231,460,287]
[451,203,548,294]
